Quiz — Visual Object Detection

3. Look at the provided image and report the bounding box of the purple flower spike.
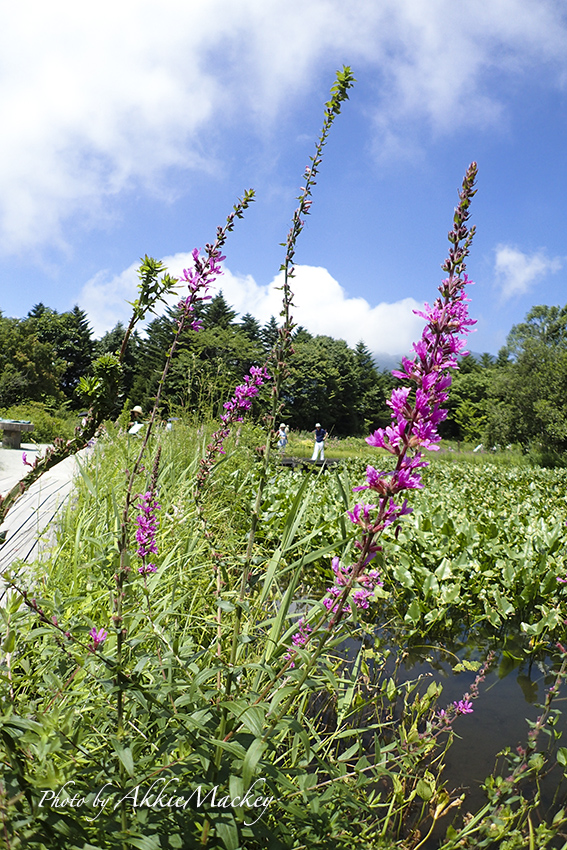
[196,365,271,490]
[178,247,224,330]
[316,164,479,631]
[89,627,108,650]
[321,557,383,619]
[285,619,313,668]
[135,491,160,564]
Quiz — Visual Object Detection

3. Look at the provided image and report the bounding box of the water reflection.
[342,630,567,821]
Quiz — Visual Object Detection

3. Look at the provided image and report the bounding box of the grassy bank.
[0,420,566,849]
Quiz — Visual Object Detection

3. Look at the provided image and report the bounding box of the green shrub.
[0,401,77,442]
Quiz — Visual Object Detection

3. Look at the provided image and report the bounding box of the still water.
[341,631,567,839]
[399,639,566,812]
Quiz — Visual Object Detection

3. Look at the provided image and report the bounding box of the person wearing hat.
[128,405,144,435]
[311,422,326,460]
[277,423,289,452]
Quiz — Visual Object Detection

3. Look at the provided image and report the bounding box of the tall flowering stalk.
[225,69,355,666]
[135,448,161,577]
[285,162,478,662]
[115,191,254,574]
[135,491,160,575]
[267,66,356,434]
[327,162,477,624]
[195,365,271,491]
[201,70,355,848]
[238,68,355,610]
[111,194,253,836]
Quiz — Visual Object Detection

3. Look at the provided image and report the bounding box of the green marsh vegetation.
[2,70,567,850]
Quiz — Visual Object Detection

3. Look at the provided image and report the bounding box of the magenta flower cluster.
[22,451,34,468]
[196,366,271,490]
[284,618,312,668]
[135,490,160,575]
[348,164,478,557]
[435,653,494,728]
[89,627,108,650]
[453,699,474,714]
[178,247,223,331]
[351,273,476,541]
[323,556,383,615]
[285,558,382,662]
[220,365,272,428]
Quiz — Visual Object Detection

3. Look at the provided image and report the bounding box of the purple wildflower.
[347,502,376,530]
[220,366,272,427]
[322,556,383,618]
[89,627,108,650]
[285,619,312,668]
[453,699,474,715]
[178,247,224,331]
[323,164,478,627]
[135,491,160,574]
[196,365,271,490]
[22,452,33,468]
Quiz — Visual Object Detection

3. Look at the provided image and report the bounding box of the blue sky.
[2,0,567,358]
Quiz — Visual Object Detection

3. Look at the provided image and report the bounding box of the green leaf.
[216,815,240,850]
[222,703,265,738]
[242,738,267,789]
[405,600,421,625]
[2,628,15,653]
[110,737,134,777]
[126,837,161,850]
[416,777,434,801]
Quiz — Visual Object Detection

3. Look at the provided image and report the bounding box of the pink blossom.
[135,492,160,560]
[196,366,271,490]
[89,627,108,650]
[453,699,474,715]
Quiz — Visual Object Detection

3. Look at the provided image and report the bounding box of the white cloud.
[1,1,567,253]
[494,244,562,299]
[79,256,424,356]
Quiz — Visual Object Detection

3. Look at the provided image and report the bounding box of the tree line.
[0,296,395,435]
[2,298,567,450]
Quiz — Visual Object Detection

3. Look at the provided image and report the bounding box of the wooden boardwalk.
[0,446,82,573]
[280,457,340,471]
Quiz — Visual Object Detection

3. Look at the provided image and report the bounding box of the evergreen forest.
[2,297,567,459]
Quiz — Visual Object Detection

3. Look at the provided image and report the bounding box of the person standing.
[311,422,326,460]
[128,405,144,435]
[277,423,289,452]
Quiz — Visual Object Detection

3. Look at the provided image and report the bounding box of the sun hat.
[315,423,321,428]
[131,406,143,414]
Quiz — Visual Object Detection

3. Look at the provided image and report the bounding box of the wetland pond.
[340,629,567,842]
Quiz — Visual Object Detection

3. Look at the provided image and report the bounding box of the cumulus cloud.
[494,244,562,299]
[79,256,424,357]
[2,1,567,251]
